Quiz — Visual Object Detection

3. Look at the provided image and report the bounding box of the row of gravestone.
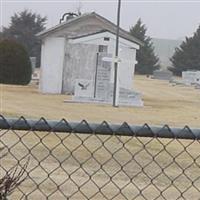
[72,52,143,107]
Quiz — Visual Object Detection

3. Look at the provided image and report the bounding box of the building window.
[104,37,110,41]
[98,45,108,53]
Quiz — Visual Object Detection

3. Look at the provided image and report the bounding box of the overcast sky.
[1,0,200,40]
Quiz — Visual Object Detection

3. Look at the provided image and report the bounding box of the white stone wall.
[101,39,137,90]
[39,37,65,94]
[39,31,138,95]
[70,32,138,91]
[62,43,98,94]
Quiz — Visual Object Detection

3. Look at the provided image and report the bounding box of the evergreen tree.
[169,25,200,76]
[0,32,3,40]
[130,19,160,74]
[0,39,32,85]
[2,10,47,67]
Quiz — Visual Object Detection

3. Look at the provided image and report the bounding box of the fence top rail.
[0,116,199,140]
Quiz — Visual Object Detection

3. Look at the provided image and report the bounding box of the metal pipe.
[113,0,121,107]
[0,117,199,140]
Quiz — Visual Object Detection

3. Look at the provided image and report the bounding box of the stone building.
[37,12,143,106]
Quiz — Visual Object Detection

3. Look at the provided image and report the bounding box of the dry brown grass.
[0,77,200,199]
[0,75,200,126]
[1,130,199,199]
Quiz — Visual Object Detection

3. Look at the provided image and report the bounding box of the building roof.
[69,30,140,49]
[37,12,143,46]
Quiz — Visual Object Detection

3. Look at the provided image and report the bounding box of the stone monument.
[72,52,143,107]
[182,71,200,86]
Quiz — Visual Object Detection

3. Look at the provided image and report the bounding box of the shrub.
[0,39,32,85]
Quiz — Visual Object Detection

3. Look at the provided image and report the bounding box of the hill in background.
[152,38,182,70]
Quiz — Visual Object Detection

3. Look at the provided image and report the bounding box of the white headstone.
[95,53,112,100]
[182,71,200,85]
[30,57,36,71]
[71,51,143,107]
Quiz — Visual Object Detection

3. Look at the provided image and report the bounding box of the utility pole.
[113,0,121,107]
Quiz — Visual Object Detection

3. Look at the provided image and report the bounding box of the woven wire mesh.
[0,116,200,200]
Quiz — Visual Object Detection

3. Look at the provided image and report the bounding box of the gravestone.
[182,71,200,85]
[30,57,36,71]
[153,70,173,81]
[71,52,143,107]
[108,86,143,107]
[95,53,112,101]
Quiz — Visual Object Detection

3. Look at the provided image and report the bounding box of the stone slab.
[153,70,173,81]
[95,53,112,100]
[74,79,94,98]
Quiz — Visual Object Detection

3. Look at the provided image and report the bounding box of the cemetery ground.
[1,75,200,127]
[1,75,200,199]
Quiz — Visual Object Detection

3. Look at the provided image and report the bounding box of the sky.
[1,0,200,40]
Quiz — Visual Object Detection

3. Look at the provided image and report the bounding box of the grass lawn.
[0,75,200,127]
[0,75,200,199]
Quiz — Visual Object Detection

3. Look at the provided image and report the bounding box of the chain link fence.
[0,115,200,200]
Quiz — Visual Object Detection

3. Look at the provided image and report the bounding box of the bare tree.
[0,148,29,200]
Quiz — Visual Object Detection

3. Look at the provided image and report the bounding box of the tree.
[2,10,47,67]
[0,39,32,85]
[0,147,29,200]
[169,25,200,76]
[130,19,160,74]
[0,32,3,40]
